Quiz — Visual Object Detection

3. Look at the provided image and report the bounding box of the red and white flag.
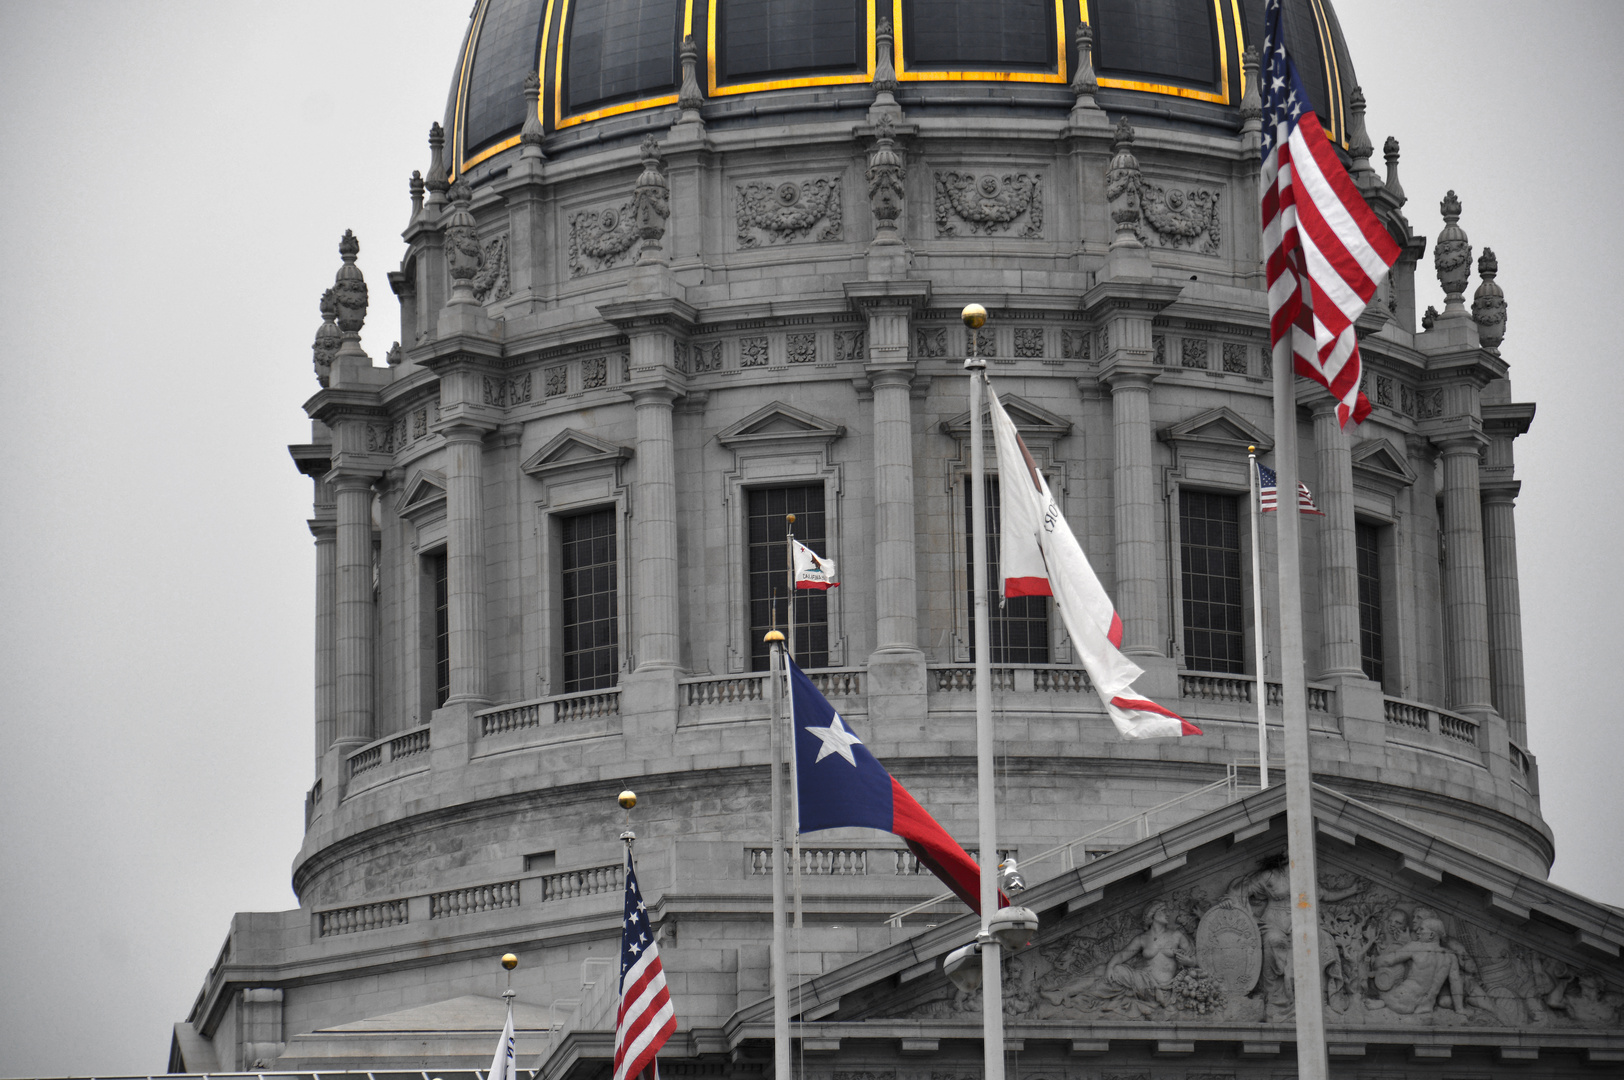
[1259,0,1400,427]
[614,853,675,1080]
[988,387,1200,739]
[791,539,838,590]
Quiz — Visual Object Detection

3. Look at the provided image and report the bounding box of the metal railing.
[884,764,1242,927]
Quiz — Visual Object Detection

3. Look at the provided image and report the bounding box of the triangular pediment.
[521,429,633,477]
[1352,437,1418,487]
[396,469,446,517]
[716,402,845,448]
[727,786,1624,1044]
[939,394,1073,440]
[1159,406,1273,453]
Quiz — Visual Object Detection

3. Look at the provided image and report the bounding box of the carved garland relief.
[934,171,1042,238]
[736,177,843,248]
[1140,183,1222,254]
[568,203,639,276]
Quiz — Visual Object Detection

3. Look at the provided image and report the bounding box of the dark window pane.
[1180,491,1245,674]
[463,0,547,151]
[564,0,682,114]
[1356,521,1384,684]
[749,485,829,671]
[964,478,1050,665]
[430,551,450,708]
[561,508,619,691]
[1092,0,1218,87]
[717,0,865,83]
[901,0,1056,71]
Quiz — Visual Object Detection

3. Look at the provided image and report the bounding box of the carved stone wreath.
[1141,184,1222,254]
[473,233,510,302]
[568,202,638,276]
[736,177,843,247]
[934,171,1043,238]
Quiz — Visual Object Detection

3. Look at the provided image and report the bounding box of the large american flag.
[1260,0,1399,427]
[614,853,677,1080]
[1258,463,1322,515]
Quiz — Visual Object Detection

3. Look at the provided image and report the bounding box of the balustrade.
[430,880,520,919]
[318,899,407,937]
[1178,673,1332,712]
[537,863,622,901]
[347,745,382,777]
[683,673,765,706]
[1382,695,1481,748]
[479,688,621,736]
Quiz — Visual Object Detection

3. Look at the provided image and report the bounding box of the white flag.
[791,539,838,590]
[488,1000,517,1080]
[986,386,1197,739]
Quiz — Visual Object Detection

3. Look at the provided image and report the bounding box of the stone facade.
[167,4,1624,1077]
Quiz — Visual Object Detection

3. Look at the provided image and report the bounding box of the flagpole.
[1248,446,1268,790]
[785,514,803,930]
[964,304,1005,1080]
[766,628,792,1080]
[1270,339,1328,1077]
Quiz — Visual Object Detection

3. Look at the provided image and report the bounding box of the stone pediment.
[716,402,845,448]
[729,785,1624,1057]
[396,469,446,517]
[521,429,633,477]
[1158,406,1272,453]
[1352,437,1418,488]
[939,394,1073,441]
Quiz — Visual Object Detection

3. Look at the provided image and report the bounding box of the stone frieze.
[934,171,1043,238]
[736,177,843,247]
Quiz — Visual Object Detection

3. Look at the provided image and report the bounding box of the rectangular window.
[560,508,619,691]
[1180,490,1244,673]
[964,478,1050,665]
[749,485,829,671]
[428,550,450,708]
[1356,521,1385,684]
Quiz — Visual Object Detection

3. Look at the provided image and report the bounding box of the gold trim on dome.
[707,0,876,97]
[1080,0,1230,105]
[893,0,1068,85]
[450,0,493,180]
[1231,0,1246,99]
[462,135,523,173]
[549,0,694,131]
[1307,0,1346,148]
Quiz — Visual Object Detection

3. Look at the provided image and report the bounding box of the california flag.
[987,386,1199,738]
[792,539,839,590]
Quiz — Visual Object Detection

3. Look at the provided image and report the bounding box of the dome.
[444,0,1359,178]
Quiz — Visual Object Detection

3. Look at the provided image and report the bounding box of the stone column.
[333,473,377,747]
[442,425,490,704]
[1482,480,1527,743]
[1103,367,1161,656]
[1438,435,1494,715]
[1312,400,1364,678]
[871,366,918,653]
[312,516,337,762]
[633,387,681,670]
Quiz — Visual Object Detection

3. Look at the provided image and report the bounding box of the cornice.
[597,296,699,333]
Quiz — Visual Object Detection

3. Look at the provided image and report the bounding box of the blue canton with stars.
[1258,0,1321,165]
[619,856,655,991]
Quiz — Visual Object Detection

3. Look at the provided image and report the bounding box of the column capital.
[308,517,338,541]
[631,384,681,409]
[327,468,382,493]
[1479,479,1522,505]
[843,278,931,314]
[1080,277,1184,320]
[1434,430,1488,457]
[435,419,497,445]
[1097,358,1161,392]
[597,297,699,333]
[865,364,915,389]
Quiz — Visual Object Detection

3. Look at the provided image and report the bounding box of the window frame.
[1176,487,1247,675]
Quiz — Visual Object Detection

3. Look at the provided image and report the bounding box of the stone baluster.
[333,472,378,747]
[443,425,490,704]
[633,387,681,670]
[1439,435,1494,715]
[1312,400,1364,678]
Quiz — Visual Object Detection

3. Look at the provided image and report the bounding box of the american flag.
[1258,463,1322,515]
[614,853,677,1080]
[1260,0,1399,427]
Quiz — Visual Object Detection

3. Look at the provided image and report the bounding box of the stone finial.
[1434,190,1472,309]
[633,134,670,263]
[312,287,342,387]
[1239,45,1262,124]
[426,122,449,199]
[386,341,403,367]
[520,72,545,157]
[1106,119,1144,248]
[874,16,899,94]
[1422,304,1439,331]
[865,114,906,240]
[444,180,483,301]
[1471,247,1507,351]
[1071,23,1099,104]
[1382,136,1406,205]
[678,36,704,118]
[1346,86,1378,194]
[409,170,425,218]
[332,230,369,337]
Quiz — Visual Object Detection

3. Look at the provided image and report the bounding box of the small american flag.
[613,852,676,1080]
[1258,463,1322,515]
[1260,0,1400,427]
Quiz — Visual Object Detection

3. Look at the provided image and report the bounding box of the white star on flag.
[805,713,863,765]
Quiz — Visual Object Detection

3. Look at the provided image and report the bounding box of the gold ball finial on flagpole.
[961,303,987,328]
[618,790,637,810]
[786,513,795,525]
[1248,444,1257,453]
[501,953,519,970]
[764,629,786,643]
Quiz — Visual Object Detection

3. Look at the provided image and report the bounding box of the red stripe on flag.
[1110,695,1203,737]
[889,777,1005,914]
[1003,576,1053,597]
[1107,611,1124,650]
[794,581,835,591]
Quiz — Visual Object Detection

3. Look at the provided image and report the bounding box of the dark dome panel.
[716,0,867,85]
[1238,0,1356,146]
[899,0,1060,73]
[1091,0,1219,89]
[463,0,548,155]
[562,0,683,121]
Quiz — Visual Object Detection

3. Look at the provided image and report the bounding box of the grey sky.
[1,1,1619,1074]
